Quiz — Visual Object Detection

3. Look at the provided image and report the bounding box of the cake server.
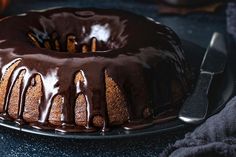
[179,32,227,124]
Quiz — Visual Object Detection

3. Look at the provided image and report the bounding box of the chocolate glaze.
[0,8,191,132]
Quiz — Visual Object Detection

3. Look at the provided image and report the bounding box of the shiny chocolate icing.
[0,8,191,132]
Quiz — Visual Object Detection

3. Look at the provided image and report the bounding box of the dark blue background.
[0,0,226,156]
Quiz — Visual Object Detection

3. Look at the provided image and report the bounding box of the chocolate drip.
[79,67,109,130]
[37,70,59,124]
[0,8,192,132]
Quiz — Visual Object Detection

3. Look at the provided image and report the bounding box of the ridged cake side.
[0,8,192,132]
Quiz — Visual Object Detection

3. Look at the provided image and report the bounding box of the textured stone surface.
[0,126,187,157]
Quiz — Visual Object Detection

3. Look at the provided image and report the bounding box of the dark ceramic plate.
[0,40,234,139]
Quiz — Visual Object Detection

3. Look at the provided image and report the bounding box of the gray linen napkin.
[159,96,236,157]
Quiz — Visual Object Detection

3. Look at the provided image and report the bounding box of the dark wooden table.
[0,0,227,156]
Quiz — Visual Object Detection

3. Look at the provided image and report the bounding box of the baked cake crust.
[0,8,191,132]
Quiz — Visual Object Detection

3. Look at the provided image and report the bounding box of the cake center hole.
[28,31,113,53]
[27,11,128,53]
[27,22,121,53]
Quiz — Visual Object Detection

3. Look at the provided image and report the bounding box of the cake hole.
[28,31,114,54]
[66,35,77,53]
[27,32,41,48]
[82,44,88,53]
[27,14,128,54]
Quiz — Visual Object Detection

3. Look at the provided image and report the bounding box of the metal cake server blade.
[179,32,227,124]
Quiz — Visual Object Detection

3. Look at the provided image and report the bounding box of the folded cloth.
[159,96,236,157]
[227,2,236,40]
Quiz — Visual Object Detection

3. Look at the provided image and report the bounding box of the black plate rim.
[0,119,188,139]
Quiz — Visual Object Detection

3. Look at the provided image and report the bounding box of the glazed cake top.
[0,8,190,131]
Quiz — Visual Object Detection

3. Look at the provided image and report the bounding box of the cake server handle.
[179,72,213,124]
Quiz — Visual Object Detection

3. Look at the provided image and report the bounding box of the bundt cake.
[0,8,191,132]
